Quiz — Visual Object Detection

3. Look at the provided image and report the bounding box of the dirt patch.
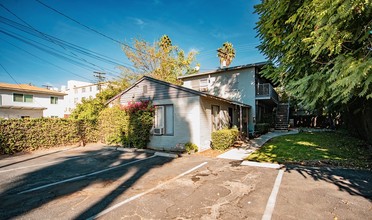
[196,149,229,158]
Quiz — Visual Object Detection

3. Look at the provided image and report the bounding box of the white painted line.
[241,161,281,169]
[18,155,157,194]
[154,152,178,158]
[88,161,208,219]
[262,169,285,220]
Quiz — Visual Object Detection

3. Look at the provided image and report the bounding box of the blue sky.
[0,0,265,88]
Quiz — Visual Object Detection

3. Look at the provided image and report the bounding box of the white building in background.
[62,80,107,117]
[0,82,66,119]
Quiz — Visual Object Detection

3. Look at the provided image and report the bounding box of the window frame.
[50,96,58,104]
[154,104,174,136]
[13,93,33,103]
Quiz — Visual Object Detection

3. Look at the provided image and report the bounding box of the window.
[212,105,220,131]
[50,96,58,104]
[90,86,93,92]
[50,116,58,118]
[13,93,33,103]
[143,85,148,94]
[74,88,78,94]
[154,105,174,135]
[82,87,86,93]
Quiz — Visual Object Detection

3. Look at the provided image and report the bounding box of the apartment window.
[50,116,58,118]
[90,86,93,92]
[50,96,58,104]
[13,93,33,103]
[154,105,174,135]
[82,87,86,93]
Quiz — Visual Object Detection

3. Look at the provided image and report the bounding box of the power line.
[0,37,93,81]
[0,63,45,109]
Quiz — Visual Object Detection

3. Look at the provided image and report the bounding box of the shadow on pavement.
[285,165,372,201]
[0,148,173,219]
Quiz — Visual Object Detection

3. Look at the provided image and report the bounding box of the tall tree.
[255,0,372,142]
[217,42,236,67]
[122,35,198,84]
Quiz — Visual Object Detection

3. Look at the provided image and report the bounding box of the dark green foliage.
[211,128,239,150]
[0,118,98,154]
[98,101,154,149]
[255,123,270,134]
[99,106,128,144]
[255,0,372,142]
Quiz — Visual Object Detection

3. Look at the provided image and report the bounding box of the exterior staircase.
[275,103,289,130]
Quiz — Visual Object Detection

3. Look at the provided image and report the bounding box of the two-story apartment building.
[0,83,66,119]
[62,80,107,117]
[179,62,279,134]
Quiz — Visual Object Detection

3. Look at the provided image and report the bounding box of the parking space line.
[18,155,157,195]
[88,161,208,219]
[262,169,284,220]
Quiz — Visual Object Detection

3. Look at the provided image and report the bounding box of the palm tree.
[217,42,236,67]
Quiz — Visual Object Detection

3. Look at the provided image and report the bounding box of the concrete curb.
[240,161,282,169]
[154,152,179,158]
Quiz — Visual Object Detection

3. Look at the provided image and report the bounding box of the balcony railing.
[256,83,279,103]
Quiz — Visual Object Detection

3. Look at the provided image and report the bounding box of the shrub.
[99,101,154,149]
[185,142,198,153]
[99,106,129,144]
[211,128,239,150]
[0,118,98,155]
[255,123,270,134]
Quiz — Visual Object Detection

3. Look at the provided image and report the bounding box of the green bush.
[185,142,198,153]
[211,128,239,150]
[99,106,129,144]
[255,123,270,134]
[99,101,154,149]
[0,118,98,155]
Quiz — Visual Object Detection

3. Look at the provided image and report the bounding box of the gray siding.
[119,79,197,104]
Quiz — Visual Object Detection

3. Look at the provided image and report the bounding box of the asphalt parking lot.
[0,144,371,219]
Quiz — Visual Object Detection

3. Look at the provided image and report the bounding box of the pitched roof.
[0,82,66,96]
[106,76,251,108]
[178,61,267,79]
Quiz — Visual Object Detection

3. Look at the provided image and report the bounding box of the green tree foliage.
[217,42,236,67]
[98,101,154,148]
[70,81,130,121]
[255,0,371,108]
[122,35,198,85]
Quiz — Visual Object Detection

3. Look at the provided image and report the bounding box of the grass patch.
[246,131,372,169]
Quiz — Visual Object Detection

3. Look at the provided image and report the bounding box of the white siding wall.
[148,96,201,151]
[0,109,43,118]
[182,67,256,132]
[199,97,235,151]
[0,91,65,118]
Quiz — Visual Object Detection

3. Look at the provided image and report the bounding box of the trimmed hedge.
[211,128,239,150]
[99,101,154,149]
[0,118,98,154]
[255,123,270,134]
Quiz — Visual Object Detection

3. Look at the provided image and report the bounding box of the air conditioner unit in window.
[153,128,164,135]
[199,87,208,92]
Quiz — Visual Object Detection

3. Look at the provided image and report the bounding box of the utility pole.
[93,71,106,91]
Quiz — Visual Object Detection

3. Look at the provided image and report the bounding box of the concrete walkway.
[217,130,298,160]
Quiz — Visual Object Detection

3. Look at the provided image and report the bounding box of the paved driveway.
[0,144,370,219]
